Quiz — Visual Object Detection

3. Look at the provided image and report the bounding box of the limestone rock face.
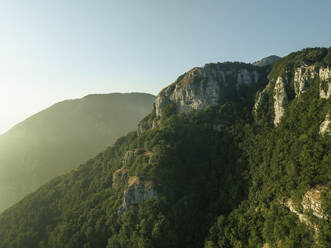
[319,66,331,81]
[319,67,331,99]
[253,83,272,121]
[254,64,330,126]
[302,187,327,219]
[118,177,157,214]
[320,113,331,135]
[282,186,329,242]
[273,76,288,126]
[154,64,260,117]
[294,65,318,96]
[293,65,330,98]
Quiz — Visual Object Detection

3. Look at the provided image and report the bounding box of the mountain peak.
[252,55,281,67]
[154,62,262,117]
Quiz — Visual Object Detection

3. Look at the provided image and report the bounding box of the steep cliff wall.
[254,64,331,126]
[154,63,261,118]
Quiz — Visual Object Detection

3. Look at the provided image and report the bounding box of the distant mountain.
[252,55,281,67]
[0,92,155,213]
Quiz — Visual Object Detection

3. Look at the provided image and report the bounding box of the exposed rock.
[121,150,135,167]
[319,66,331,81]
[252,55,281,67]
[273,76,288,126]
[294,65,318,96]
[254,91,263,114]
[118,176,157,214]
[253,83,272,121]
[254,64,330,126]
[302,187,328,219]
[293,65,330,98]
[320,113,331,135]
[284,199,311,225]
[283,186,328,222]
[262,243,270,248]
[282,186,329,243]
[237,69,259,86]
[112,168,128,189]
[154,64,260,117]
[319,67,331,99]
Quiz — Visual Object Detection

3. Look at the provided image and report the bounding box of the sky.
[0,0,330,134]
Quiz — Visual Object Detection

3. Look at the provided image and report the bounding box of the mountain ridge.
[252,55,281,67]
[0,48,330,248]
[0,92,155,213]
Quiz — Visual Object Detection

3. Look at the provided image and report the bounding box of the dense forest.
[0,48,330,248]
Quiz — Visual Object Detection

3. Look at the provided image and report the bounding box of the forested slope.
[0,48,330,248]
[0,93,155,213]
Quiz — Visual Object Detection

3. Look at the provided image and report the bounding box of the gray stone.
[154,66,260,118]
[118,177,157,214]
[294,65,318,96]
[273,76,288,126]
[319,67,331,99]
[320,113,330,135]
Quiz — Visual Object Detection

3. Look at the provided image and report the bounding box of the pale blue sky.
[0,0,330,134]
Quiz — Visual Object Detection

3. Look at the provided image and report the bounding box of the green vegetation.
[0,48,330,248]
[205,75,330,248]
[0,93,155,213]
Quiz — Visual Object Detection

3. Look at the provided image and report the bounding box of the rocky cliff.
[114,149,157,214]
[153,63,262,118]
[118,176,157,214]
[254,64,331,126]
[0,47,330,248]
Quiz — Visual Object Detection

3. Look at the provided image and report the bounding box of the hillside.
[0,48,330,248]
[0,93,155,213]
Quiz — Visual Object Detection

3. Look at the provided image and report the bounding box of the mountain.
[0,48,330,248]
[252,55,281,67]
[0,93,155,213]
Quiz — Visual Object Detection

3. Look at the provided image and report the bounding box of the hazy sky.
[0,0,330,134]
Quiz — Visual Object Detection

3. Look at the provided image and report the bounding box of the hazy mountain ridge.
[0,48,330,248]
[252,55,281,67]
[0,92,155,213]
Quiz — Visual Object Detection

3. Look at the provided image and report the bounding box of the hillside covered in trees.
[0,93,155,213]
[0,48,330,248]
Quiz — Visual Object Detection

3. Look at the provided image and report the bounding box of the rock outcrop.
[254,64,331,126]
[319,67,331,99]
[273,76,288,126]
[154,64,260,117]
[112,168,128,189]
[282,186,329,243]
[293,65,318,96]
[302,187,327,219]
[320,113,330,135]
[118,176,157,214]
